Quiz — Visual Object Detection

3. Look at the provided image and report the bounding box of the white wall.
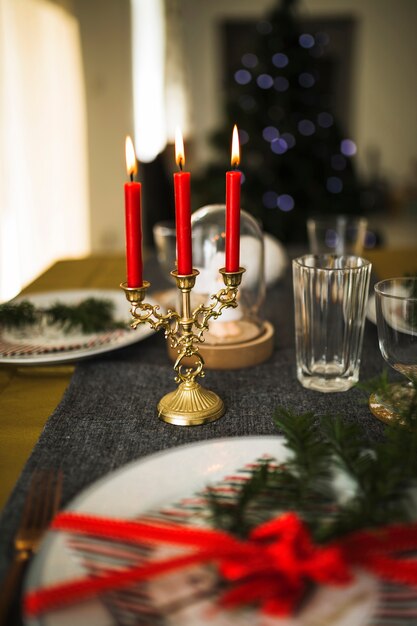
[303,0,417,185]
[73,0,133,253]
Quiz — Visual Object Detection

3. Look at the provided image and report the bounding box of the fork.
[0,469,63,625]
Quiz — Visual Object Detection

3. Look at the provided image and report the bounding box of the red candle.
[124,136,143,287]
[225,125,241,272]
[174,127,192,275]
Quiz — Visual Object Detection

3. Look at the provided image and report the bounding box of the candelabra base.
[157,380,225,426]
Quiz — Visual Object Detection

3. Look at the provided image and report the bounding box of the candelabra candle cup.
[120,266,245,426]
[122,281,151,305]
[369,277,417,425]
[293,255,372,392]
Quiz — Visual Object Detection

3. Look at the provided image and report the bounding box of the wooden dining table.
[0,247,416,511]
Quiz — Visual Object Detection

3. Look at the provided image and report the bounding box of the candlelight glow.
[175,126,185,169]
[231,125,240,167]
[125,136,138,177]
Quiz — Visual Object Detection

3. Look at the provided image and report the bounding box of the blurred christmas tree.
[194,0,363,243]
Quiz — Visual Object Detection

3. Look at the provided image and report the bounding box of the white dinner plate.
[366,294,377,325]
[24,436,388,626]
[0,289,155,365]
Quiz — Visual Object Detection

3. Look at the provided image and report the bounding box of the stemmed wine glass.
[370,277,417,425]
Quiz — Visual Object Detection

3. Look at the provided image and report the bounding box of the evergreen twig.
[0,298,127,335]
[207,461,271,538]
[207,403,417,544]
[0,301,38,328]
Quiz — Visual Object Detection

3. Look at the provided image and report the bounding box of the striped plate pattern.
[64,456,417,626]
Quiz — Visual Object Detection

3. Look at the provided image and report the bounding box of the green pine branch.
[0,301,38,328]
[207,402,417,544]
[207,461,272,538]
[0,298,127,335]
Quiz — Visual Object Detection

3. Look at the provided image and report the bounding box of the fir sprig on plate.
[207,461,272,539]
[0,298,127,335]
[0,301,38,328]
[207,406,417,543]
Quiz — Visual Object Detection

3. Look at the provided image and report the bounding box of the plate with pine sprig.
[0,289,155,365]
[24,409,417,625]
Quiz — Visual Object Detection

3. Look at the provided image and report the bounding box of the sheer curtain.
[0,0,89,301]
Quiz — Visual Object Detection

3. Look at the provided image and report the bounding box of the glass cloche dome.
[191,204,266,348]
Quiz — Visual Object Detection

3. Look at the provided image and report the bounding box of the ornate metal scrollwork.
[121,266,245,426]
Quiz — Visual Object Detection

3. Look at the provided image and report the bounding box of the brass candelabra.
[121,267,245,426]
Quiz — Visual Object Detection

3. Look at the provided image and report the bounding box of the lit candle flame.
[175,126,185,170]
[231,124,240,168]
[125,136,138,178]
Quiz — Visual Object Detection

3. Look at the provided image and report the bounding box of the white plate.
[25,436,382,626]
[366,294,377,325]
[0,289,155,365]
[24,437,287,626]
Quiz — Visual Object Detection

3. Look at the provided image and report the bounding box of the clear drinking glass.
[307,216,368,255]
[370,277,417,423]
[293,255,372,392]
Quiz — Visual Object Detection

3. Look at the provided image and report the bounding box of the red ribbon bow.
[24,511,417,619]
[218,513,351,615]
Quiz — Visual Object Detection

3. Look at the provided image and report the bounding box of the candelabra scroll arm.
[192,285,240,341]
[191,268,245,343]
[120,281,181,341]
[131,303,180,336]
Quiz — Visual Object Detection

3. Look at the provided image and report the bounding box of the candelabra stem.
[182,289,191,322]
[156,269,224,426]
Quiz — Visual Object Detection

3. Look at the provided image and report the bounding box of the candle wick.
[129,172,134,183]
[179,159,183,172]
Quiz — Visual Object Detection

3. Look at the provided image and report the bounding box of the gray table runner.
[0,254,386,584]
